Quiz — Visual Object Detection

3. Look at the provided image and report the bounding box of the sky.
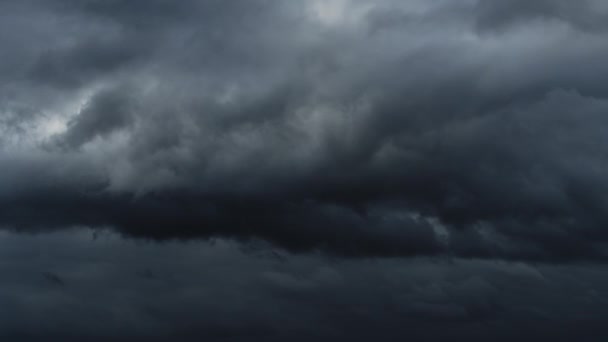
[1,0,608,340]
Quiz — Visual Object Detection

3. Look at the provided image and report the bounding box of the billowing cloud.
[1,0,608,261]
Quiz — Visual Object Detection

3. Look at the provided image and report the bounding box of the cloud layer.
[2,0,608,260]
[2,230,608,341]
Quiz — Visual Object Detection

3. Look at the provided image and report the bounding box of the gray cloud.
[1,230,608,341]
[1,0,608,262]
[57,86,135,148]
[475,0,608,33]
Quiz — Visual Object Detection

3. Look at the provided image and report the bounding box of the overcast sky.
[1,0,608,340]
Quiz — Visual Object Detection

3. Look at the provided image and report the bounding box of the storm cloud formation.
[2,231,608,341]
[2,0,608,261]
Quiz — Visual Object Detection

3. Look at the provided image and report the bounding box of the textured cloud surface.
[3,0,608,261]
[2,231,608,341]
[4,1,608,340]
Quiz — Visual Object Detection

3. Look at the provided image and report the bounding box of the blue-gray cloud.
[1,0,608,261]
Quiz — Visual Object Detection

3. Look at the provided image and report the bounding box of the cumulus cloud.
[1,0,608,261]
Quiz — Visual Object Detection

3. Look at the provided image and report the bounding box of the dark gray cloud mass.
[1,231,608,342]
[3,1,608,340]
[2,0,608,261]
[2,0,608,262]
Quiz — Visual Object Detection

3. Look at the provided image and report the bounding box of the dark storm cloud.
[57,86,135,148]
[2,0,608,261]
[1,231,608,341]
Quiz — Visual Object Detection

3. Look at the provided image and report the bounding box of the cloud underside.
[2,0,608,261]
[2,231,608,342]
